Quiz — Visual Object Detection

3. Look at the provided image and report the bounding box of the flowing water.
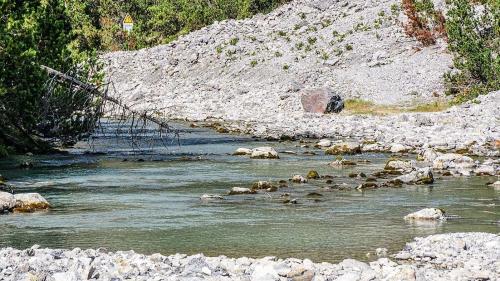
[0,122,498,263]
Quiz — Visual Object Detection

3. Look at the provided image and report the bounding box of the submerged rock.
[325,142,361,155]
[228,187,257,195]
[250,147,279,159]
[200,194,224,201]
[329,159,357,167]
[0,192,16,213]
[306,170,320,179]
[404,208,446,221]
[488,181,500,190]
[233,148,253,155]
[13,193,50,212]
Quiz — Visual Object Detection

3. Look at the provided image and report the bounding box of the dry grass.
[343,99,449,115]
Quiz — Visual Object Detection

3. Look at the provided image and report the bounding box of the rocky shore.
[0,232,498,281]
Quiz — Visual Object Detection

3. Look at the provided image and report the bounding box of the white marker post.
[122,14,134,33]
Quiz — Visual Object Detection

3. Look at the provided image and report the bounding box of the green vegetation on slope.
[67,0,291,51]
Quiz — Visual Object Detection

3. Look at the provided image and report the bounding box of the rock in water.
[228,187,256,195]
[404,208,446,220]
[200,194,224,201]
[325,142,361,155]
[251,147,279,159]
[233,148,253,155]
[300,88,337,113]
[325,95,344,113]
[13,193,50,212]
[393,167,434,184]
[0,192,16,213]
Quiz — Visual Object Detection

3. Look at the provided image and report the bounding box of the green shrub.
[229,37,239,45]
[250,60,258,67]
[445,0,499,103]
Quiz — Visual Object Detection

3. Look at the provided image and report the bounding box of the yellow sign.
[122,15,134,32]
[123,15,133,24]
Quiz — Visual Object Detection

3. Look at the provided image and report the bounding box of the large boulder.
[0,192,16,213]
[404,208,446,220]
[393,167,434,184]
[13,193,50,212]
[250,147,279,159]
[301,88,342,114]
[432,153,475,170]
[325,142,361,155]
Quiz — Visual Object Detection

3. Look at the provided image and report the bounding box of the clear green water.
[0,123,498,263]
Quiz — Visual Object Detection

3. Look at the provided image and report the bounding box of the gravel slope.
[103,0,499,155]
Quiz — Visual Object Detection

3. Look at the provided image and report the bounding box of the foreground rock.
[0,233,498,281]
[12,193,50,212]
[404,208,446,221]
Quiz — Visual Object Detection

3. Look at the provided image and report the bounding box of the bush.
[401,0,446,46]
[445,0,499,102]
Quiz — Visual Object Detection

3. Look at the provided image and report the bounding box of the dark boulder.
[325,95,344,113]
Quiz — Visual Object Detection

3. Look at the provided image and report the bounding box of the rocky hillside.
[104,0,499,155]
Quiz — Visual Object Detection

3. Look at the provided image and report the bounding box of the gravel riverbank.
[1,232,498,281]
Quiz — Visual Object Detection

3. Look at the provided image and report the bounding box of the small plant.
[337,34,346,42]
[216,45,223,54]
[391,3,401,15]
[378,10,386,17]
[345,44,353,50]
[295,42,304,50]
[332,30,339,37]
[250,60,258,67]
[375,33,382,40]
[277,30,287,37]
[283,64,289,70]
[299,12,306,19]
[306,26,318,32]
[248,35,257,42]
[275,51,283,57]
[321,51,330,60]
[334,48,343,56]
[402,0,446,46]
[229,37,239,45]
[321,19,332,28]
[305,45,312,52]
[307,36,317,45]
[294,24,301,30]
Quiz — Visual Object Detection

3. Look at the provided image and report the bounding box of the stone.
[384,159,414,172]
[474,165,496,176]
[300,88,335,113]
[393,167,434,184]
[375,248,388,257]
[251,263,279,281]
[200,194,224,201]
[390,143,411,153]
[420,148,439,162]
[356,183,378,190]
[404,208,446,220]
[251,147,279,159]
[325,95,344,113]
[13,193,50,212]
[325,142,361,155]
[488,181,500,190]
[306,170,320,179]
[329,159,357,167]
[252,181,274,190]
[228,187,257,195]
[291,175,307,183]
[0,191,16,213]
[233,148,253,155]
[316,139,332,147]
[432,153,475,170]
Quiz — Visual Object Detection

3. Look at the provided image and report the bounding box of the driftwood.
[41,65,170,130]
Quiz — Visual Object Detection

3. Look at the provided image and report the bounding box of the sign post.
[122,14,134,33]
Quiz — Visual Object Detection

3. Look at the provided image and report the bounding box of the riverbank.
[0,232,498,281]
